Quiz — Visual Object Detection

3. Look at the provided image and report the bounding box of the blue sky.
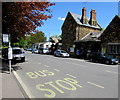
[37,2,118,40]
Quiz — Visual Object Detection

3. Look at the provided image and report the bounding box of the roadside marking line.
[87,81,104,89]
[66,74,77,78]
[54,69,60,72]
[44,65,50,67]
[38,62,42,64]
[66,62,71,64]
[66,62,87,67]
[13,71,34,98]
[106,70,118,74]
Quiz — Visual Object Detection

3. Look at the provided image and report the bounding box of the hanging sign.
[3,34,9,42]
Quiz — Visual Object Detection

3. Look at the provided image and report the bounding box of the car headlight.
[111,59,115,61]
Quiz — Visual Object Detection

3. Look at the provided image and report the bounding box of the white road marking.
[44,65,50,67]
[38,62,42,64]
[54,69,60,72]
[13,71,34,98]
[106,70,118,74]
[66,62,87,67]
[66,74,77,78]
[87,81,104,89]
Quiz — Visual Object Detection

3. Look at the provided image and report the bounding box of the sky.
[36,2,118,40]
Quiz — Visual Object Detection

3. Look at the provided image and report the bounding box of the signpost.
[3,34,9,42]
[3,34,12,73]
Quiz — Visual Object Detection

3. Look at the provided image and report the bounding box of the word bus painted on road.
[26,70,54,79]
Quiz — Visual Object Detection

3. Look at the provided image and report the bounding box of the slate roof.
[75,31,103,42]
[70,12,102,29]
[82,31,103,41]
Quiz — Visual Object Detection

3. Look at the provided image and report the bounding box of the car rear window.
[13,49,22,54]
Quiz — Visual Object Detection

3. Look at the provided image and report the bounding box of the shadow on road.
[0,58,22,74]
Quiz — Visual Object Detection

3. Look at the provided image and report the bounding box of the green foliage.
[13,42,20,47]
[26,31,47,48]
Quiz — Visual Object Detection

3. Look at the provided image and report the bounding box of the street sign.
[3,34,9,42]
[8,47,13,59]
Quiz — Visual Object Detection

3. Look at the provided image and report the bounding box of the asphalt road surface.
[13,51,119,98]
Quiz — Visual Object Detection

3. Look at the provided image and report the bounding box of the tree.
[2,1,55,44]
[25,31,46,48]
[31,31,46,43]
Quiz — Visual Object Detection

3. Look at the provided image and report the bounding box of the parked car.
[54,50,70,57]
[32,49,39,54]
[2,47,25,62]
[88,52,119,65]
[25,48,32,51]
[12,47,25,62]
[38,47,49,54]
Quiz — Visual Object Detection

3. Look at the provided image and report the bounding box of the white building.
[32,42,53,49]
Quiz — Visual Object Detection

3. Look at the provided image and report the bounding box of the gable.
[100,15,120,43]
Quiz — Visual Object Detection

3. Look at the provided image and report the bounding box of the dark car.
[88,52,119,65]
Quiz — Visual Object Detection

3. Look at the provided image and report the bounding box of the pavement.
[0,58,26,99]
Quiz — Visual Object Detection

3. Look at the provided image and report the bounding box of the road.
[13,51,119,98]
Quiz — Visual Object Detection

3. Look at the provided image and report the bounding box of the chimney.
[81,7,87,24]
[89,9,97,26]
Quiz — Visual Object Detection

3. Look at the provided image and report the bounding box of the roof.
[50,37,59,43]
[34,42,52,45]
[75,31,103,42]
[70,12,102,29]
[116,15,120,19]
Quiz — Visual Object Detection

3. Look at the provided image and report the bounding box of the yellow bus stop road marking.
[87,81,104,89]
[66,74,77,78]
[44,65,50,67]
[54,69,60,72]
[106,70,118,74]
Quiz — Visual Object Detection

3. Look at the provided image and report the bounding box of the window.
[107,43,120,54]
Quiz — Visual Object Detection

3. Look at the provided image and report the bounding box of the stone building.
[62,7,102,56]
[99,15,120,59]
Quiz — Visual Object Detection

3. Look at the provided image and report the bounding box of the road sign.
[3,34,9,42]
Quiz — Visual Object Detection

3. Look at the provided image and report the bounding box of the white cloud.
[58,17,65,21]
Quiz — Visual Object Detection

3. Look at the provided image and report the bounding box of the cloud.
[58,17,65,21]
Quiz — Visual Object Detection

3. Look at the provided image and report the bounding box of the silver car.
[54,50,70,57]
[12,47,25,62]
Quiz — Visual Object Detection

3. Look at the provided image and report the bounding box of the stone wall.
[99,15,120,59]
[100,15,120,45]
[76,25,101,40]
[62,12,101,52]
[62,12,77,51]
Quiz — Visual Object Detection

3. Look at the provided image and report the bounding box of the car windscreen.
[61,50,67,53]
[13,49,22,54]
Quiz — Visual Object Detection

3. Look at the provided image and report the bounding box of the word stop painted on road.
[36,78,83,98]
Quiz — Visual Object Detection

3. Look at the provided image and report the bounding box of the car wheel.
[106,60,109,64]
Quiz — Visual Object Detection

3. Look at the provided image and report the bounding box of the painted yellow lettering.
[64,78,83,88]
[56,80,76,90]
[36,84,56,98]
[26,72,38,79]
[34,71,46,77]
[45,81,64,94]
[42,70,55,76]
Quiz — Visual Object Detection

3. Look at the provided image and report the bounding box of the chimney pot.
[90,9,97,26]
[81,7,87,24]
